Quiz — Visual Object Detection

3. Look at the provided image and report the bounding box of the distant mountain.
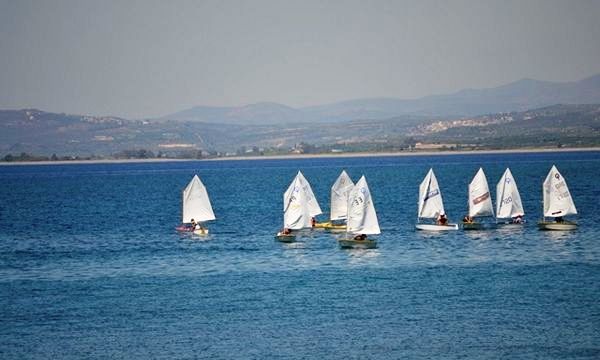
[1,104,599,157]
[162,74,600,124]
[163,102,309,125]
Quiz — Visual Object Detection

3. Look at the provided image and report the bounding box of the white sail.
[346,176,380,235]
[330,170,354,221]
[468,168,494,217]
[296,171,322,217]
[543,165,577,217]
[283,173,311,229]
[182,175,216,223]
[418,168,445,219]
[496,168,524,219]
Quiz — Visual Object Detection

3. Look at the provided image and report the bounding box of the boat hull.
[338,239,377,249]
[538,221,577,231]
[314,221,347,231]
[462,222,496,230]
[462,222,482,230]
[176,225,193,232]
[496,222,525,228]
[415,223,459,231]
[275,232,296,242]
[193,228,209,235]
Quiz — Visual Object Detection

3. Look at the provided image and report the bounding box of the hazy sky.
[1,0,600,118]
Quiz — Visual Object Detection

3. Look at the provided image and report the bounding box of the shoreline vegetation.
[0,146,598,166]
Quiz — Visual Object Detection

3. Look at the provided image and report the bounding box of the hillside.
[1,104,599,158]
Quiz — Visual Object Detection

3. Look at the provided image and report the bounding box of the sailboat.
[314,170,354,231]
[463,168,494,230]
[295,171,322,220]
[276,171,319,241]
[496,168,525,225]
[338,176,380,249]
[177,174,216,235]
[538,165,578,230]
[415,168,458,231]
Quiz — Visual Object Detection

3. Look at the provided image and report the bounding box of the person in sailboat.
[190,218,197,230]
[437,213,448,225]
[511,215,523,224]
[311,217,316,227]
[281,227,292,235]
[555,216,564,223]
[462,215,473,223]
[353,234,367,241]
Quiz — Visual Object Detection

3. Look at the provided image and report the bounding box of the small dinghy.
[338,176,380,249]
[177,175,215,235]
[276,171,320,241]
[538,165,578,231]
[415,168,458,231]
[463,168,495,230]
[496,168,525,226]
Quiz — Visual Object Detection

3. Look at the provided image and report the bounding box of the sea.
[1,151,599,359]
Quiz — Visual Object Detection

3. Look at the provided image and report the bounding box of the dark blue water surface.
[1,151,599,359]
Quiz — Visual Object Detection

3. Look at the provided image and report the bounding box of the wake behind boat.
[538,165,578,231]
[338,176,380,249]
[177,174,216,235]
[415,168,458,231]
[463,168,495,230]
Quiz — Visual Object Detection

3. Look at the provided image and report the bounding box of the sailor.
[512,215,523,224]
[437,213,448,225]
[190,218,197,230]
[353,234,367,241]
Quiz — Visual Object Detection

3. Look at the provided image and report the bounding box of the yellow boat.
[313,221,347,231]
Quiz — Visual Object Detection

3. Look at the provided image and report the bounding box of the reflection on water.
[542,229,578,242]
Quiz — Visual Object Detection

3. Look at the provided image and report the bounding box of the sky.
[1,0,600,119]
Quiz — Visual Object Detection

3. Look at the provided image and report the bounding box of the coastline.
[0,147,598,166]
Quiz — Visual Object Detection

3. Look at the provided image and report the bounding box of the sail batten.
[543,165,577,217]
[346,176,380,235]
[418,168,445,219]
[496,168,524,219]
[468,168,494,218]
[182,175,216,223]
[330,170,354,221]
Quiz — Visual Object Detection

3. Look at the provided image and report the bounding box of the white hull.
[193,228,209,235]
[538,221,577,231]
[415,223,458,231]
[496,221,525,227]
[338,239,377,249]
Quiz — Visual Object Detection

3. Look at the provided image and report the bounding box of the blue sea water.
[0,151,599,359]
